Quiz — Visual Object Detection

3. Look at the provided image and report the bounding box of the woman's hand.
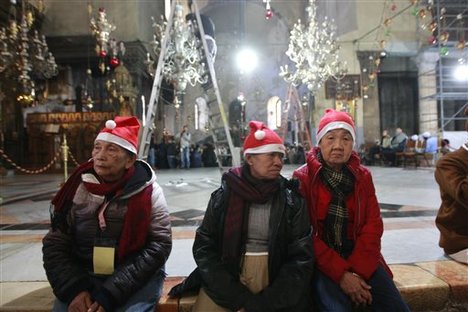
[67,291,105,312]
[86,302,105,312]
[339,271,372,306]
[67,291,93,312]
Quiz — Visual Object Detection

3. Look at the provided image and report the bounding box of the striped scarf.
[318,152,354,256]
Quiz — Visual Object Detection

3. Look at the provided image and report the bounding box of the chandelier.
[279,0,347,93]
[0,0,58,105]
[147,3,208,94]
[88,5,125,73]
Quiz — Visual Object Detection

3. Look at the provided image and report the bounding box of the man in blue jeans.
[180,125,191,169]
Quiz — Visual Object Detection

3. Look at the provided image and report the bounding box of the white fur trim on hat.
[243,143,286,156]
[95,132,137,154]
[316,121,356,145]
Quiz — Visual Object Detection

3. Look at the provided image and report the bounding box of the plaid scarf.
[221,165,280,262]
[317,152,354,256]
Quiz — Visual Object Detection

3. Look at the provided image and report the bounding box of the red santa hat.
[316,108,356,145]
[243,121,285,156]
[95,116,140,154]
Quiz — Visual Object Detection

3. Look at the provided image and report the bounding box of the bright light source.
[454,65,468,81]
[236,48,258,74]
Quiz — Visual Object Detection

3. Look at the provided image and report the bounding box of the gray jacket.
[42,161,172,309]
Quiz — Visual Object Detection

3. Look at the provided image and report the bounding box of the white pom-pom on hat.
[105,119,116,129]
[254,130,266,140]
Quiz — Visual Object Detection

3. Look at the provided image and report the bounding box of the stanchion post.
[61,133,69,181]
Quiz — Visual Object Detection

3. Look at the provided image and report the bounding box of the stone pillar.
[414,51,439,135]
[357,51,380,144]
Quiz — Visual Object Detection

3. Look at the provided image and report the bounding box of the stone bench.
[161,260,468,312]
[1,260,467,312]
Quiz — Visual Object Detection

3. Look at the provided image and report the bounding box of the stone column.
[357,51,380,144]
[414,51,439,135]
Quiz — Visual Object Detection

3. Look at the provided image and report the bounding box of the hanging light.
[279,0,347,93]
[88,4,125,74]
[147,3,208,95]
[0,0,58,106]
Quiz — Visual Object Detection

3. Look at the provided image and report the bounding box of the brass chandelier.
[0,0,58,105]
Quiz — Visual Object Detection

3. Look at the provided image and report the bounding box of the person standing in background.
[166,136,178,169]
[180,125,192,169]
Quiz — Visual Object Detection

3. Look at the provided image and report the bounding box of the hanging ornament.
[456,40,465,50]
[110,56,120,67]
[384,18,392,27]
[439,31,449,43]
[410,0,419,5]
[418,9,426,19]
[411,7,419,16]
[427,35,437,45]
[439,47,449,56]
[375,58,381,66]
[439,7,446,20]
[428,21,437,32]
[379,40,387,49]
[264,0,273,20]
[390,3,397,11]
[99,61,106,74]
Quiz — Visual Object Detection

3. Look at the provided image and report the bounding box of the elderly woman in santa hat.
[293,109,409,311]
[173,121,314,311]
[42,116,172,312]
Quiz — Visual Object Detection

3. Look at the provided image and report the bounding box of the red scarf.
[51,160,153,261]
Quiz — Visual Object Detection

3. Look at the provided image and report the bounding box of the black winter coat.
[193,176,314,312]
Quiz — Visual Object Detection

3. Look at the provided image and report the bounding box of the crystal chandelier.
[279,0,347,93]
[147,3,208,94]
[0,0,58,105]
